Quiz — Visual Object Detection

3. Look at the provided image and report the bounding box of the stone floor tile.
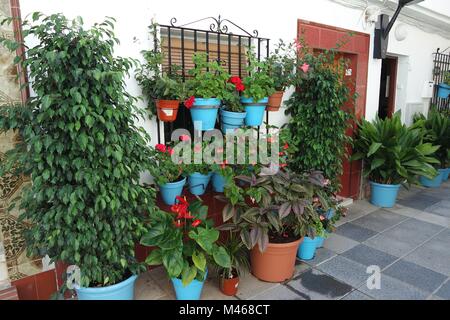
[342,289,373,300]
[293,260,311,278]
[384,205,450,228]
[435,280,450,300]
[384,260,447,293]
[336,200,378,226]
[288,269,353,300]
[364,233,417,257]
[134,271,168,300]
[235,272,280,300]
[351,209,407,233]
[301,247,336,266]
[335,223,378,242]
[249,284,303,300]
[201,277,238,300]
[359,274,429,300]
[424,200,450,218]
[341,244,397,269]
[316,255,369,287]
[404,238,450,276]
[323,233,359,254]
[397,193,441,211]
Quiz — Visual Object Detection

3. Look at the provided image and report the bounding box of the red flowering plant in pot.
[220,76,247,133]
[149,140,186,205]
[140,198,231,300]
[217,169,331,283]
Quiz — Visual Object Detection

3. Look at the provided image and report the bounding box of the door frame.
[297,19,370,199]
[386,55,398,117]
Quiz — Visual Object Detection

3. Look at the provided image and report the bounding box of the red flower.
[236,83,245,92]
[220,160,228,169]
[179,135,190,141]
[171,196,194,219]
[191,219,202,227]
[228,76,242,85]
[283,142,289,150]
[173,220,185,228]
[155,144,166,152]
[278,151,284,156]
[184,96,195,109]
[167,147,174,156]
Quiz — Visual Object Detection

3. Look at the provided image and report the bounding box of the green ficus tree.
[285,36,355,191]
[0,13,157,287]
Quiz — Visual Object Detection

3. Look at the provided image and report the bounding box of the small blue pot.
[437,83,450,99]
[159,177,186,205]
[212,173,226,192]
[325,208,335,220]
[369,181,400,208]
[297,236,319,260]
[171,271,207,300]
[240,97,268,126]
[443,167,450,181]
[188,172,212,195]
[190,98,221,131]
[316,236,325,248]
[220,109,246,133]
[419,169,444,188]
[76,274,137,300]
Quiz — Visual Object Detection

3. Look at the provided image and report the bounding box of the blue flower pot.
[240,97,268,126]
[369,181,400,208]
[159,177,186,205]
[325,208,335,220]
[212,173,226,192]
[419,169,444,188]
[443,167,450,181]
[76,274,137,300]
[316,236,325,248]
[190,98,221,131]
[188,172,212,195]
[171,271,207,300]
[297,236,319,260]
[220,109,246,133]
[437,83,450,99]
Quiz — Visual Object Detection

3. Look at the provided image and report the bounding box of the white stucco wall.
[19,0,450,138]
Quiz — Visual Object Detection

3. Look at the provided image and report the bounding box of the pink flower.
[167,147,174,156]
[155,144,166,152]
[194,144,202,153]
[300,63,310,73]
[294,38,302,50]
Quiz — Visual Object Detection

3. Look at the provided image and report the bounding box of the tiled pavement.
[135,181,450,300]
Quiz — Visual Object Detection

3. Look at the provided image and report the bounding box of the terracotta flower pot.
[219,276,239,296]
[250,237,303,282]
[156,99,179,122]
[267,91,284,111]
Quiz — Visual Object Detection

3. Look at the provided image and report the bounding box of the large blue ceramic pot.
[76,274,138,300]
[190,98,221,131]
[171,271,207,300]
[159,177,186,205]
[240,97,268,126]
[369,181,400,208]
[419,169,444,188]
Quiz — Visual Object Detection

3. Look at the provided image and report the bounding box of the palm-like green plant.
[215,233,250,279]
[351,112,439,185]
[412,109,450,168]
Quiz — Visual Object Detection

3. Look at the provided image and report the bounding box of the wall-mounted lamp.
[373,0,424,59]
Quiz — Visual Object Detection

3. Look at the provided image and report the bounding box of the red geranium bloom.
[235,83,245,92]
[279,151,284,156]
[167,147,174,156]
[191,219,202,227]
[184,96,195,109]
[155,144,166,152]
[179,135,190,141]
[171,196,194,219]
[228,76,242,85]
[283,142,289,150]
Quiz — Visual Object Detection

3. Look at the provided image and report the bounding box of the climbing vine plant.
[285,35,356,192]
[0,13,156,287]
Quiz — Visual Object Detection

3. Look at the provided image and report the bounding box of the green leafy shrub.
[285,36,355,191]
[242,50,275,101]
[266,39,297,91]
[351,112,439,185]
[0,13,157,287]
[140,198,230,286]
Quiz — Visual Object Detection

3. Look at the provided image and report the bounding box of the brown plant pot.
[250,237,303,282]
[219,276,239,296]
[156,99,179,122]
[267,91,284,111]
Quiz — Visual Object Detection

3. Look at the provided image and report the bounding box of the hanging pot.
[437,83,450,99]
[159,176,186,205]
[220,108,246,133]
[267,91,284,111]
[188,172,212,195]
[156,99,179,122]
[240,97,268,126]
[189,98,221,131]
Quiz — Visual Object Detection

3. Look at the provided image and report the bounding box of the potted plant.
[216,232,250,296]
[297,214,326,260]
[266,40,297,111]
[185,53,229,131]
[135,22,185,122]
[0,14,157,299]
[140,198,231,300]
[150,140,186,205]
[413,108,450,186]
[352,112,440,207]
[241,50,275,126]
[220,76,247,132]
[219,170,329,282]
[437,71,450,99]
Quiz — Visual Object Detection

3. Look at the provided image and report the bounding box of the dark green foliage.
[0,13,157,287]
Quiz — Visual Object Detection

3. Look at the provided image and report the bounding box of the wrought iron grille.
[154,16,270,143]
[431,48,449,112]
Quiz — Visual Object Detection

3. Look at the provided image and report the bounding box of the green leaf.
[212,246,231,268]
[367,142,382,157]
[181,264,197,287]
[192,251,206,271]
[145,249,162,265]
